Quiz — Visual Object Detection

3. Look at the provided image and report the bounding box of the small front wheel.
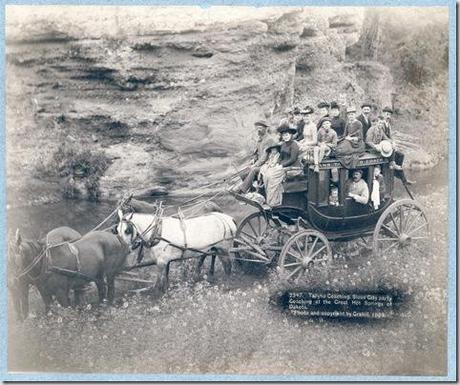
[278,230,332,283]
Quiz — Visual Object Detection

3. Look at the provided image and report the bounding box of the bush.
[38,142,110,200]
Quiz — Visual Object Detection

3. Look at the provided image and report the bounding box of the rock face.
[8,6,405,202]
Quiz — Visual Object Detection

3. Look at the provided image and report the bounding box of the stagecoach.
[229,152,429,281]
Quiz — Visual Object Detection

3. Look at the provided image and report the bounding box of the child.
[329,186,339,206]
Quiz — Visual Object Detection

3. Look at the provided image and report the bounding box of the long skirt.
[260,166,285,207]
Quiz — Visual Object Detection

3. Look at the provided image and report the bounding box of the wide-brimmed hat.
[300,106,314,115]
[382,106,393,114]
[254,120,269,128]
[277,123,297,135]
[346,106,357,114]
[330,101,340,110]
[264,138,282,152]
[380,140,393,158]
[317,101,330,109]
[353,169,364,175]
[361,102,372,109]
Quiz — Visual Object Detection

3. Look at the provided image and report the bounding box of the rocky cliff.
[6,6,445,205]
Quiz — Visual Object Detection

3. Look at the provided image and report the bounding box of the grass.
[8,188,448,376]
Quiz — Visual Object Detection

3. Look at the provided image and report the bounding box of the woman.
[258,139,284,207]
[258,124,301,207]
[297,106,317,163]
[278,123,301,168]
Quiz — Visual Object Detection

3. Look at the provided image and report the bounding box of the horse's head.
[116,209,141,251]
[9,229,43,320]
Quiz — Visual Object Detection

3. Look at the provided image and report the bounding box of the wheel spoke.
[381,224,399,238]
[247,220,258,237]
[283,262,301,268]
[287,266,302,279]
[382,240,399,254]
[407,222,428,237]
[310,245,327,260]
[399,206,403,233]
[240,231,256,241]
[377,237,399,241]
[389,213,400,235]
[295,239,304,256]
[306,236,318,258]
[405,211,422,234]
[286,250,303,261]
[295,267,305,282]
[257,215,262,234]
[408,236,428,240]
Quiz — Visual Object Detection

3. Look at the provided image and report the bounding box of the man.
[314,118,338,173]
[236,120,272,193]
[365,117,390,153]
[381,106,415,185]
[295,105,315,141]
[316,101,330,129]
[329,101,346,139]
[345,169,369,205]
[291,106,304,140]
[357,102,373,139]
[279,106,294,128]
[344,106,364,141]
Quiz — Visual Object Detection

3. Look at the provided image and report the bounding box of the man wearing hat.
[381,106,414,185]
[236,120,273,193]
[357,102,373,138]
[345,169,369,205]
[314,118,338,172]
[329,101,347,139]
[382,106,393,138]
[316,101,331,129]
[290,106,305,141]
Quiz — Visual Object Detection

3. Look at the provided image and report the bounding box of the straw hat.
[380,140,393,158]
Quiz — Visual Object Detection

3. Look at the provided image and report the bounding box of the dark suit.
[357,114,372,139]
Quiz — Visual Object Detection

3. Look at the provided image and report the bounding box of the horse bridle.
[119,213,163,263]
[14,242,49,283]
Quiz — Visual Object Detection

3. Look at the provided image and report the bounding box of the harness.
[123,210,236,269]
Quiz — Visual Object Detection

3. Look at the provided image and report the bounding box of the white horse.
[116,209,236,293]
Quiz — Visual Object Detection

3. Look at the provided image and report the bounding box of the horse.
[10,226,81,320]
[116,208,237,294]
[11,228,130,319]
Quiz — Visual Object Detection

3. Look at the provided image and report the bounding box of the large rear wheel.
[373,199,430,258]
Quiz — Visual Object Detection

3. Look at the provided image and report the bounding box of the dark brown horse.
[11,228,130,319]
[10,226,81,320]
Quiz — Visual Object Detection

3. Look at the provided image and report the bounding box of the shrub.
[38,142,110,200]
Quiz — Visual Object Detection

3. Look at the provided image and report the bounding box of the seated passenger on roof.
[312,118,338,172]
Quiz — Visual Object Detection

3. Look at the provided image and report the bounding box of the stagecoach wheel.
[373,199,430,258]
[233,211,273,274]
[278,230,332,283]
